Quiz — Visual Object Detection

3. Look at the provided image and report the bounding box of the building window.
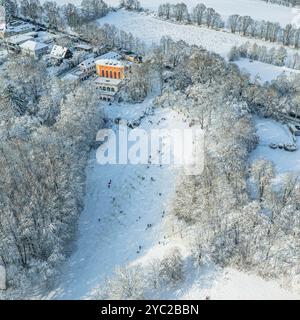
[102,70,105,77]
[110,71,113,78]
[118,72,121,79]
[106,70,109,77]
[114,72,117,79]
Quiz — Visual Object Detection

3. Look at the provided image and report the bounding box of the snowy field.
[250,117,300,178]
[235,59,300,83]
[182,267,300,300]
[99,10,298,58]
[50,0,298,27]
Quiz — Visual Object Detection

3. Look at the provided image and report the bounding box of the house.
[19,40,49,58]
[95,59,129,80]
[50,44,73,62]
[125,53,142,63]
[99,51,122,60]
[79,56,97,76]
[1,20,36,39]
[94,77,122,102]
[94,58,130,101]
[5,34,34,51]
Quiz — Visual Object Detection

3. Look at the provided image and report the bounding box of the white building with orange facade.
[94,58,130,101]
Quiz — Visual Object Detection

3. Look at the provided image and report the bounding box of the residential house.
[79,56,97,77]
[50,44,73,63]
[95,58,129,101]
[99,51,122,60]
[19,40,49,59]
[5,34,34,51]
[94,77,122,102]
[95,59,129,80]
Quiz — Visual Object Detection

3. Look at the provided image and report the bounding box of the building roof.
[5,23,35,34]
[50,45,69,59]
[94,77,122,86]
[79,57,96,69]
[20,40,48,52]
[95,59,125,68]
[6,34,33,45]
[99,51,122,60]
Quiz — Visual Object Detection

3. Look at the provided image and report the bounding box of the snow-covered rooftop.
[50,45,69,59]
[79,57,96,69]
[20,40,48,52]
[99,51,122,60]
[6,34,33,45]
[94,77,122,86]
[95,59,125,68]
[5,22,35,33]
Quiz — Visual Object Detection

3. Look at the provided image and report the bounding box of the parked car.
[269,143,278,149]
[284,144,297,152]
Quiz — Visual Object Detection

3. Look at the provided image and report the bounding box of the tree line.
[156,2,300,49]
[4,0,109,30]
[158,2,224,30]
[229,42,300,71]
[0,55,104,294]
[152,37,300,284]
[259,0,300,7]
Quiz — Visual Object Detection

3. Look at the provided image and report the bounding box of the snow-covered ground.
[182,267,300,300]
[235,59,300,83]
[250,117,300,178]
[42,95,191,299]
[100,10,299,58]
[52,0,298,27]
[37,98,300,300]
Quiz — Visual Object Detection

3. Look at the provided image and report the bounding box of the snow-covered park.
[42,100,300,300]
[2,0,300,302]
